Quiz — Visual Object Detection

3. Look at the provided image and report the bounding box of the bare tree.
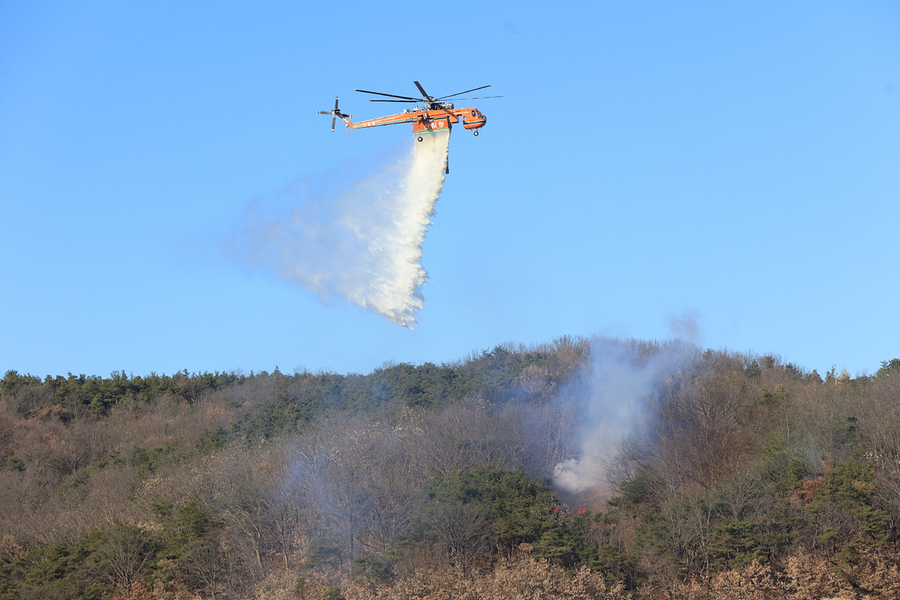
[425,501,492,574]
[179,539,241,600]
[89,522,158,596]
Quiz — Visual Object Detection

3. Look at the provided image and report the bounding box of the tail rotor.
[318,97,350,132]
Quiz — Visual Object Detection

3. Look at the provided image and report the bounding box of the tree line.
[1,338,899,600]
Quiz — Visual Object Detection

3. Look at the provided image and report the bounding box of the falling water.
[234,131,450,327]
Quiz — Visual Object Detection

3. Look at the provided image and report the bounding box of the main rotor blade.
[368,99,420,103]
[318,111,333,114]
[331,116,336,131]
[414,80,431,100]
[437,85,491,100]
[356,89,421,101]
[444,95,503,101]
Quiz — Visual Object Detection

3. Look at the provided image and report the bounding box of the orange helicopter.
[319,81,497,171]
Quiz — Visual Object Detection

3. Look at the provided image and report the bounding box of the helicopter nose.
[463,116,486,130]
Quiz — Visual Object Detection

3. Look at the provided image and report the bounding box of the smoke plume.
[233,132,450,328]
[553,338,694,497]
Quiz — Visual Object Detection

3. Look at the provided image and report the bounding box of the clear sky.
[1,1,898,378]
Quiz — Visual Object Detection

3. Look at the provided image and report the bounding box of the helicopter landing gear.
[473,130,479,136]
[417,136,424,142]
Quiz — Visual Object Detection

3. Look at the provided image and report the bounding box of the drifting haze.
[231,132,450,328]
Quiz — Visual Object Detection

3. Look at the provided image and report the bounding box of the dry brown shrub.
[796,476,827,506]
[782,552,855,599]
[108,578,201,600]
[337,556,631,600]
[827,543,900,599]
[669,545,900,600]
[0,533,26,564]
[245,569,302,600]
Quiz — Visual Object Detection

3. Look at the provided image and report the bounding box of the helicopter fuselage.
[337,105,486,138]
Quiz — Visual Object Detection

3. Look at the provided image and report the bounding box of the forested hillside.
[2,337,899,600]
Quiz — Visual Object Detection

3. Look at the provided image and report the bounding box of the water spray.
[234,132,450,327]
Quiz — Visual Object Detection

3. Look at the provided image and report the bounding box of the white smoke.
[553,338,694,495]
[233,132,450,328]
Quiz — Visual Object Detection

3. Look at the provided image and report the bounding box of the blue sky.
[1,1,898,378]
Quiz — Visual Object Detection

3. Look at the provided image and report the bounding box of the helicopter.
[319,81,497,145]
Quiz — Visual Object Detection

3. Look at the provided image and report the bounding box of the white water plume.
[234,132,450,328]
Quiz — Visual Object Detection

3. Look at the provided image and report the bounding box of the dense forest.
[1,336,899,600]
